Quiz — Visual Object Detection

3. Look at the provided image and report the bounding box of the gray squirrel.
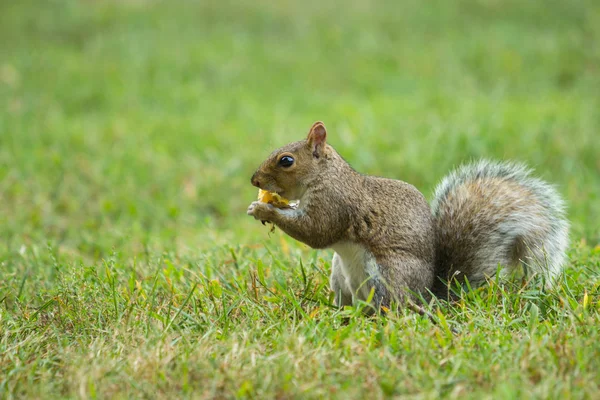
[247,121,569,309]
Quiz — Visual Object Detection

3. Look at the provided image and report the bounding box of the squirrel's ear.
[307,121,327,158]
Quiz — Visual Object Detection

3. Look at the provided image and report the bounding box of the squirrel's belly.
[331,242,378,301]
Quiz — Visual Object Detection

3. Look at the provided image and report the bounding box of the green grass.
[1,0,600,398]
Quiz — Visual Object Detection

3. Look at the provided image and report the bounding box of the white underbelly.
[331,242,378,301]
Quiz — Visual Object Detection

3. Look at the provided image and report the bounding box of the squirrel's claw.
[247,201,274,222]
[246,201,257,216]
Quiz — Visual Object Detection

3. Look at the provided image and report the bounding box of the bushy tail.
[430,160,569,297]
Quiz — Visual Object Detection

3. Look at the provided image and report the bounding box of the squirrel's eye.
[278,156,294,168]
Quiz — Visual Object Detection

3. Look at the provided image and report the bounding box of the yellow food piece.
[258,189,289,208]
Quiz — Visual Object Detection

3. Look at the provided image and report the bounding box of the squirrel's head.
[251,121,331,200]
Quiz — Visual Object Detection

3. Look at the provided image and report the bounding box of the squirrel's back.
[431,160,569,297]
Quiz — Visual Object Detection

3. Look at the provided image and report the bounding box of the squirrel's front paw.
[247,201,274,222]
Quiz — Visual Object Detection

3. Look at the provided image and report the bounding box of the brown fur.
[248,122,569,308]
[248,122,435,306]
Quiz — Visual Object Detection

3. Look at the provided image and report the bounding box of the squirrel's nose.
[251,173,260,188]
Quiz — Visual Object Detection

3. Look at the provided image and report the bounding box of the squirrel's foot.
[247,201,275,222]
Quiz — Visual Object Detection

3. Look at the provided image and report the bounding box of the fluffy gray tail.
[430,160,569,297]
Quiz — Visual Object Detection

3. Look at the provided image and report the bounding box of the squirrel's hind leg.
[372,254,435,310]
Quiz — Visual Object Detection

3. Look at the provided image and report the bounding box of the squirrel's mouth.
[262,183,284,197]
[254,180,298,201]
[271,188,299,203]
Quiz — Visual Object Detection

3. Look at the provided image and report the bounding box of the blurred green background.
[1,0,599,259]
[2,1,600,398]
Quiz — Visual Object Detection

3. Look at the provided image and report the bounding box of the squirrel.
[247,121,569,310]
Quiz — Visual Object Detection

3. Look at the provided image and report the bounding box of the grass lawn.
[1,0,600,398]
